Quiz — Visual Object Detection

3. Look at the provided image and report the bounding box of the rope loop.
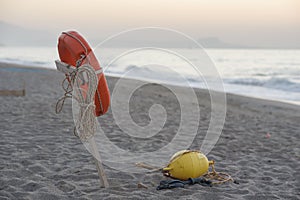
[202,160,233,185]
[55,70,78,114]
[55,63,98,141]
[72,65,98,141]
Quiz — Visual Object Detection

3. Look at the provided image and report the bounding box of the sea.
[0,46,299,105]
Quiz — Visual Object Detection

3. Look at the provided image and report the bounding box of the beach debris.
[0,89,25,96]
[0,81,26,97]
[156,177,212,190]
[136,162,161,171]
[137,182,148,189]
[266,132,271,138]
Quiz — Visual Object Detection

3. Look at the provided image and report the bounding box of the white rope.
[73,64,98,141]
[55,59,98,141]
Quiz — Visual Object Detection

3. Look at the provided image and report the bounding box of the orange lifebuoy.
[57,31,110,116]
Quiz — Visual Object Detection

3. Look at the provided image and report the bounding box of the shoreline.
[1,61,299,109]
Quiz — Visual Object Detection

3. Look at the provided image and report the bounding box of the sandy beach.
[0,62,299,200]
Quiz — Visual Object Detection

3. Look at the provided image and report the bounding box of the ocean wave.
[226,77,300,92]
[106,64,300,93]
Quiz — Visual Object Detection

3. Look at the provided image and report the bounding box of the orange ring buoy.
[57,31,110,116]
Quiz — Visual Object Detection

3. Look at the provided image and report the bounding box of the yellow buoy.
[162,150,213,180]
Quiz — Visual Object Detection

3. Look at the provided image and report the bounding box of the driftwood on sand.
[0,89,25,96]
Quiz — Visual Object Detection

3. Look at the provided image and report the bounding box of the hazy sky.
[1,0,300,48]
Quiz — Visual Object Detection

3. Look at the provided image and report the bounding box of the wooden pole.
[89,136,109,188]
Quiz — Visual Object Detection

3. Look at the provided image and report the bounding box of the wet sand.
[0,62,299,200]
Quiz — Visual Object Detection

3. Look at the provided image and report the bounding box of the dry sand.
[0,62,299,200]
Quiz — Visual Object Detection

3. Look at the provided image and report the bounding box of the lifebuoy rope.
[55,64,99,140]
[73,65,98,140]
[55,70,77,114]
[62,32,88,56]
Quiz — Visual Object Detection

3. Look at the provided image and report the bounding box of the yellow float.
[136,149,233,186]
[162,150,213,180]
